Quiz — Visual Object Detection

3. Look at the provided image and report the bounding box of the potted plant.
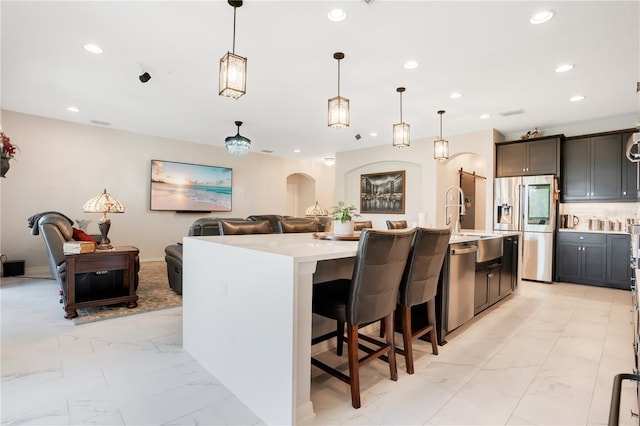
[331,201,360,236]
[0,131,18,178]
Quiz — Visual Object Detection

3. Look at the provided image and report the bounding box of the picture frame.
[360,170,406,214]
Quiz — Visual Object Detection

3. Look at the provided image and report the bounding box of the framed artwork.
[150,160,232,212]
[360,170,406,214]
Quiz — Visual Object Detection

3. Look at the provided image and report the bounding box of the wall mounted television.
[150,160,232,212]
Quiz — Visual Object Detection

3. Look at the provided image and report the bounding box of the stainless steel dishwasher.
[447,242,478,332]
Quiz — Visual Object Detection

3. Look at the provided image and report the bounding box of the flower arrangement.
[331,201,360,223]
[1,132,17,160]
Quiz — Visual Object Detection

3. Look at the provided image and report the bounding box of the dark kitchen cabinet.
[500,236,518,294]
[556,232,607,286]
[561,133,628,202]
[496,136,560,177]
[474,236,517,315]
[474,263,501,315]
[622,132,640,201]
[607,234,632,289]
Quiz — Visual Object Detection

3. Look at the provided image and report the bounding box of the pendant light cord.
[337,59,341,97]
[399,91,403,122]
[232,6,237,54]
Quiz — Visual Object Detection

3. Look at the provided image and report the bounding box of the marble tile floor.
[1,274,638,425]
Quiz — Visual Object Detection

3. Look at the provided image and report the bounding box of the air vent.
[498,109,525,117]
[261,149,274,154]
[90,119,111,126]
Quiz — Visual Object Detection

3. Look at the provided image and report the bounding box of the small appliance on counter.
[588,217,604,231]
[560,214,579,229]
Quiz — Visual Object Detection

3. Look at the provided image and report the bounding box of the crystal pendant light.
[219,0,247,99]
[392,87,410,147]
[328,52,350,128]
[434,110,449,160]
[225,121,251,156]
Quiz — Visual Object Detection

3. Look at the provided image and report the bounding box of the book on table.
[63,241,96,254]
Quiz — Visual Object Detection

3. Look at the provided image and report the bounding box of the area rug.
[73,261,181,325]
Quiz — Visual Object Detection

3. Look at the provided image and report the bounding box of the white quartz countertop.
[186,229,521,255]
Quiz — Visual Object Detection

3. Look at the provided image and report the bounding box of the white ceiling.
[2,1,639,162]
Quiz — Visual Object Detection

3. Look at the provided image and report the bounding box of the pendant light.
[225,121,251,156]
[434,110,449,160]
[392,87,410,147]
[328,52,350,128]
[219,0,247,99]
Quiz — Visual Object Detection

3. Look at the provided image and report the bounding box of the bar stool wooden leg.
[347,324,361,408]
[427,299,439,355]
[385,312,398,381]
[400,305,415,374]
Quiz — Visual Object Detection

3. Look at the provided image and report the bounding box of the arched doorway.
[286,173,316,217]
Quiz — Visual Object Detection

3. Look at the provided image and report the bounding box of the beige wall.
[0,110,335,274]
[335,129,500,231]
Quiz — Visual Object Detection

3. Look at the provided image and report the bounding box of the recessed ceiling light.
[555,64,574,73]
[480,113,491,119]
[369,132,378,137]
[569,95,585,102]
[324,157,336,166]
[530,10,555,25]
[328,9,347,22]
[403,60,419,70]
[67,106,79,112]
[83,43,103,54]
[449,92,463,99]
[293,149,301,153]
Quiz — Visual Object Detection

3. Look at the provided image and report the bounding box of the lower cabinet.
[474,262,502,314]
[607,234,633,289]
[474,236,518,315]
[556,232,631,289]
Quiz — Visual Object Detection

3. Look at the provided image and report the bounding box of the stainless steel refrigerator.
[494,174,557,283]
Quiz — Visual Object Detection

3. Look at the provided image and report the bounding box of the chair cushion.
[312,279,351,322]
[219,219,271,235]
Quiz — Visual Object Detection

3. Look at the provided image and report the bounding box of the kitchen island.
[182,230,520,424]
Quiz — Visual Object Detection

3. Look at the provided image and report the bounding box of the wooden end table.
[63,246,139,319]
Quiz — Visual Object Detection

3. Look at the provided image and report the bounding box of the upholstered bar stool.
[218,219,271,235]
[395,227,450,374]
[311,228,415,408]
[386,220,408,229]
[353,220,373,231]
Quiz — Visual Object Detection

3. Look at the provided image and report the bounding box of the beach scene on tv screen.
[151,160,232,211]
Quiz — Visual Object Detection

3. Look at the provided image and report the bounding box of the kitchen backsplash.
[559,202,639,231]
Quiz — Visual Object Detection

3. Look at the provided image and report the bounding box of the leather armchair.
[37,213,139,302]
[164,244,183,294]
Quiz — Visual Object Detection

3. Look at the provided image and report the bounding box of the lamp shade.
[219,52,247,99]
[328,96,350,128]
[305,201,328,217]
[434,139,449,160]
[83,189,125,214]
[392,122,410,148]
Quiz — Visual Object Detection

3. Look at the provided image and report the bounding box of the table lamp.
[83,188,125,250]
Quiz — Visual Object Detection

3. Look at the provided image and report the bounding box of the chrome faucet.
[443,186,466,234]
